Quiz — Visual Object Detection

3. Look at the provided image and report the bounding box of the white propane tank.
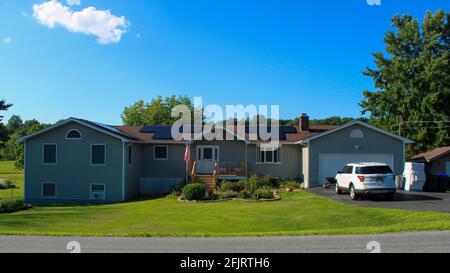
[403,162,426,191]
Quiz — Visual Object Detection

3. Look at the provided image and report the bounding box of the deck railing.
[216,161,246,177]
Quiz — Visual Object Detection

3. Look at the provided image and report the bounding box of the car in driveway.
[335,163,396,201]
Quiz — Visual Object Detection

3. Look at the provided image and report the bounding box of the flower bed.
[0,199,32,214]
[179,176,292,202]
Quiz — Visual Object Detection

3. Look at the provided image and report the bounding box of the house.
[18,115,413,204]
[411,146,450,176]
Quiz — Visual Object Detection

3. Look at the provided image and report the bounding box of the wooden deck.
[189,161,247,189]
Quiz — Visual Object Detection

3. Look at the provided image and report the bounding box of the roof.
[18,117,139,143]
[18,117,337,144]
[411,146,450,162]
[114,124,335,143]
[297,121,414,144]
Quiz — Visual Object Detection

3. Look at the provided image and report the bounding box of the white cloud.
[3,37,12,44]
[33,0,129,44]
[67,0,80,6]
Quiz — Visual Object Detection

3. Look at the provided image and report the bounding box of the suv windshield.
[355,166,393,174]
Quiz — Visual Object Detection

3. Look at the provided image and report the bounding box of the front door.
[197,145,219,174]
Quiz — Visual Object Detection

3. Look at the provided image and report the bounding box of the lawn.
[0,161,23,200]
[0,160,449,237]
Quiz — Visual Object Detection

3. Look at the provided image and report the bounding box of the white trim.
[42,182,57,199]
[65,129,82,140]
[297,121,414,144]
[90,183,106,201]
[122,142,126,201]
[153,145,169,160]
[17,118,134,143]
[256,145,282,165]
[90,144,107,166]
[23,141,27,198]
[42,143,57,165]
[196,145,220,161]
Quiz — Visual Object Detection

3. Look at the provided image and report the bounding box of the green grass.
[0,160,449,237]
[0,161,23,200]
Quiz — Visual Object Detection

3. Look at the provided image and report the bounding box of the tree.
[0,99,12,122]
[121,95,196,126]
[6,115,23,132]
[360,10,450,157]
[6,119,50,169]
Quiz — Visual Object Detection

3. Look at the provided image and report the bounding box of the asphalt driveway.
[308,188,450,213]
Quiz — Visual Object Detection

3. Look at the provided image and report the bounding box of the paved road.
[0,232,449,253]
[308,188,450,213]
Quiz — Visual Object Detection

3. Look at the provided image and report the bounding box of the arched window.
[350,129,364,139]
[66,129,82,140]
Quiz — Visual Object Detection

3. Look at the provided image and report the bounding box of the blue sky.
[0,0,449,125]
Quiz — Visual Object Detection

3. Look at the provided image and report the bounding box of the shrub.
[251,188,274,200]
[182,183,207,201]
[204,190,219,200]
[0,179,14,190]
[220,181,244,192]
[0,198,25,212]
[247,176,280,189]
[238,189,252,199]
[283,181,301,189]
[217,191,238,199]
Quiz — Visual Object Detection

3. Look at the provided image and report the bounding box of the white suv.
[335,163,396,200]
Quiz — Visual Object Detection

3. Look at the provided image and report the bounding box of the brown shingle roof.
[411,146,450,162]
[112,124,336,143]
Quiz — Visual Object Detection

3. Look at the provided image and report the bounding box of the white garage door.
[318,153,394,185]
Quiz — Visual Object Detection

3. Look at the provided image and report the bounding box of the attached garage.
[299,121,413,188]
[318,153,394,185]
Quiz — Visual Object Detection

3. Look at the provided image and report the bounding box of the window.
[356,166,393,174]
[90,184,105,200]
[154,146,168,160]
[91,144,106,165]
[128,145,132,165]
[257,146,281,164]
[203,148,213,160]
[66,129,82,140]
[42,144,57,165]
[42,183,56,198]
[341,166,353,174]
[350,129,364,139]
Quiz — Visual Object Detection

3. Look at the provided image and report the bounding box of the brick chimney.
[299,113,309,132]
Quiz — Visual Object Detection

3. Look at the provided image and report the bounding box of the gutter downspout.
[122,142,126,201]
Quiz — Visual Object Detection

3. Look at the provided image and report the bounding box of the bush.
[283,181,301,189]
[238,189,252,199]
[251,189,274,200]
[182,183,207,201]
[220,181,244,192]
[0,198,25,212]
[217,191,239,199]
[0,179,14,190]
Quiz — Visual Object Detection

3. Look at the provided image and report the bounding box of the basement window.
[42,183,56,198]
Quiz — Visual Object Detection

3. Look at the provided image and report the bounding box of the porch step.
[194,175,217,190]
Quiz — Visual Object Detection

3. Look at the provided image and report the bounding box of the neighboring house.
[411,146,450,176]
[18,115,413,204]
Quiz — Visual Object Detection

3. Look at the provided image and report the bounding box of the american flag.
[184,145,190,164]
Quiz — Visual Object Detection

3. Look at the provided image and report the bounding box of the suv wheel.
[335,183,342,194]
[385,193,395,201]
[349,185,359,201]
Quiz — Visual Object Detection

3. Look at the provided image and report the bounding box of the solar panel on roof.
[139,125,298,141]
